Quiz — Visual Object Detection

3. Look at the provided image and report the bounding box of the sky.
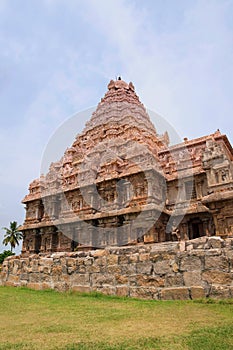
[0,0,233,253]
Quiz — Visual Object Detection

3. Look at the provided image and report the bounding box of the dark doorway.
[192,223,200,239]
[35,230,41,254]
[71,239,78,251]
[189,220,204,239]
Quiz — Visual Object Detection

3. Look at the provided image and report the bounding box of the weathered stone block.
[67,265,78,274]
[54,282,69,292]
[39,266,52,274]
[118,255,129,264]
[27,282,42,290]
[95,257,107,266]
[106,264,121,274]
[107,255,118,265]
[51,266,62,275]
[20,273,29,281]
[28,273,40,283]
[59,274,70,283]
[51,252,65,259]
[183,271,203,286]
[76,264,86,273]
[115,274,128,285]
[160,287,190,300]
[8,275,20,283]
[128,253,139,263]
[165,274,184,287]
[91,273,115,286]
[12,262,20,275]
[71,273,89,285]
[97,286,116,296]
[209,285,231,299]
[149,252,160,262]
[20,280,28,287]
[153,260,172,275]
[136,262,152,275]
[4,281,20,287]
[71,285,91,293]
[128,274,137,286]
[205,256,229,271]
[40,258,53,266]
[180,256,202,271]
[84,257,94,266]
[204,249,221,256]
[202,270,232,285]
[116,286,129,297]
[41,282,52,290]
[121,263,136,275]
[139,253,150,262]
[136,274,165,287]
[172,262,179,273]
[66,258,76,267]
[129,287,155,299]
[190,286,206,299]
[87,265,101,273]
[61,264,68,274]
[226,250,233,270]
[207,237,224,249]
[92,249,106,258]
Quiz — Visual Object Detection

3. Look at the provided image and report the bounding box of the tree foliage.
[0,250,15,264]
[2,221,23,252]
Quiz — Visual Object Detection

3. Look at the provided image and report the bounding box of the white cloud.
[82,0,233,142]
[0,0,233,253]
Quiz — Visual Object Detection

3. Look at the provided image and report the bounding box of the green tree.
[0,250,15,264]
[2,221,23,252]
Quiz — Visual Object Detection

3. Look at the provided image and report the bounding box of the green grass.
[0,287,232,350]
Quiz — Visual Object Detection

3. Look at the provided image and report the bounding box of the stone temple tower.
[21,78,233,254]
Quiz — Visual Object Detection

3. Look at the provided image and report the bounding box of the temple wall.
[1,236,233,300]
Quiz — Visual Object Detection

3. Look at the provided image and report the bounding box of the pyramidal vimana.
[20,78,233,254]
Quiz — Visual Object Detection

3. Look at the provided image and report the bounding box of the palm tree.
[2,221,23,252]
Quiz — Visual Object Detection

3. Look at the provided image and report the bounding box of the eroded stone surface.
[1,237,233,300]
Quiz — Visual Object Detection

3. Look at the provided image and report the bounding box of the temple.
[20,78,233,254]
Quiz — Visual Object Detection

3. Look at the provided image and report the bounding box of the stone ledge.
[1,237,233,301]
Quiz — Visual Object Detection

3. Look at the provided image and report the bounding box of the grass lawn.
[0,286,232,350]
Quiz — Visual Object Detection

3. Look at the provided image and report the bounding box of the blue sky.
[0,0,233,253]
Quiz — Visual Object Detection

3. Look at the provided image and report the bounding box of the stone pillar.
[177,181,186,202]
[146,174,155,203]
[180,223,189,240]
[125,181,132,203]
[57,231,63,251]
[196,181,203,199]
[51,229,59,252]
[34,229,42,253]
[203,219,210,237]
[30,229,37,253]
[34,200,41,222]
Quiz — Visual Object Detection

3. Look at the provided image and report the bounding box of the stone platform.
[1,236,233,300]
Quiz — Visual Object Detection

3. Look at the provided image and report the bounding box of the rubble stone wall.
[1,236,233,300]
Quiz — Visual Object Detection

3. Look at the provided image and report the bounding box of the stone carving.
[20,79,233,254]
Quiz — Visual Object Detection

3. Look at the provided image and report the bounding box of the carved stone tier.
[21,79,233,254]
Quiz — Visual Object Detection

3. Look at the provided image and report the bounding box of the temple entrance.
[71,239,78,251]
[35,230,41,254]
[188,219,204,239]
